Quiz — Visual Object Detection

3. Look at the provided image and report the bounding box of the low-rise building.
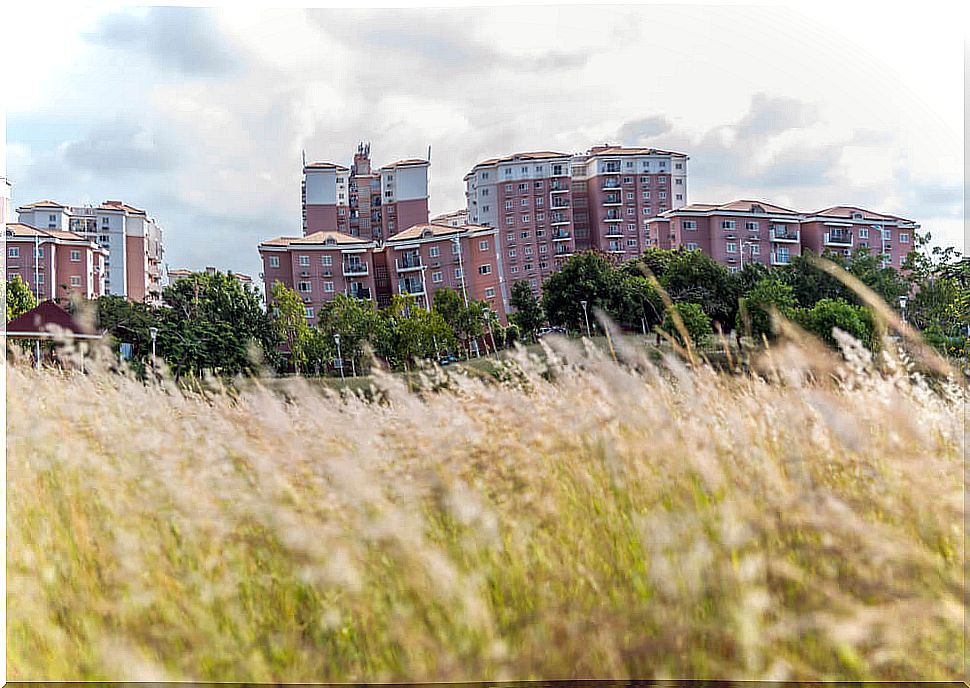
[16,199,164,303]
[168,266,254,288]
[4,223,108,300]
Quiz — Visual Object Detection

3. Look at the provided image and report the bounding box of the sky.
[3,2,965,288]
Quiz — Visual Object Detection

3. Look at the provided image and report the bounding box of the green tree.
[659,248,740,330]
[793,298,877,350]
[159,271,279,378]
[509,280,544,342]
[737,278,797,342]
[541,251,621,333]
[317,293,387,375]
[662,302,712,348]
[4,275,37,322]
[270,281,311,374]
[381,295,457,370]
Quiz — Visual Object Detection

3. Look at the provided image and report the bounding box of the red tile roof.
[259,231,373,248]
[5,301,100,338]
[16,199,66,209]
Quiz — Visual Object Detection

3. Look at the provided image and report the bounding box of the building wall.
[125,235,147,301]
[306,205,338,233]
[5,237,105,300]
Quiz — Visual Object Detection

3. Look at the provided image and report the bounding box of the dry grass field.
[5,329,966,681]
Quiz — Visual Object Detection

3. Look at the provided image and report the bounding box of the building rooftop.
[4,222,98,243]
[470,150,572,169]
[386,222,494,242]
[16,199,67,210]
[810,205,915,223]
[381,158,429,169]
[583,145,689,158]
[663,200,802,216]
[260,231,374,248]
[304,162,350,171]
[99,200,147,215]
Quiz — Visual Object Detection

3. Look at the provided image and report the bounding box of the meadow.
[5,326,966,681]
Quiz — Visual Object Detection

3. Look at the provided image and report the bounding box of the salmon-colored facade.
[5,223,108,300]
[649,200,919,272]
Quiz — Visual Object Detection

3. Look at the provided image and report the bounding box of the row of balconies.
[297,263,369,279]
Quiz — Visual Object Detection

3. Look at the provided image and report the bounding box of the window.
[686,242,699,250]
[485,287,496,298]
[675,163,683,170]
[900,233,909,243]
[299,255,310,266]
[430,246,440,258]
[553,164,564,175]
[859,227,869,239]
[675,178,683,185]
[518,183,527,191]
[482,205,490,212]
[536,212,545,220]
[536,197,544,206]
[36,273,44,284]
[479,265,492,275]
[521,215,530,223]
[481,188,489,196]
[626,239,637,247]
[298,281,311,293]
[676,194,683,201]
[539,244,548,253]
[525,246,534,256]
[507,232,514,242]
[505,184,513,192]
[626,207,635,216]
[536,229,545,237]
[455,267,464,279]
[479,240,489,250]
[8,247,19,258]
[506,217,515,226]
[505,200,514,210]
[659,192,667,200]
[305,307,314,319]
[643,191,651,199]
[642,208,651,215]
[626,192,634,200]
[49,214,57,223]
[628,224,637,231]
[750,244,761,255]
[70,276,81,287]
[102,217,110,227]
[35,247,43,258]
[432,271,443,283]
[729,266,739,274]
[683,220,697,230]
[745,221,759,231]
[505,168,513,177]
[509,249,517,257]
[726,242,737,253]
[640,176,649,183]
[322,255,332,266]
[623,176,632,184]
[510,266,519,274]
[70,250,81,262]
[452,241,461,254]
[721,220,736,229]
[324,282,334,293]
[521,231,530,239]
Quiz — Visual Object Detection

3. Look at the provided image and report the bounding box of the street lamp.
[334,333,345,381]
[149,327,158,367]
[580,299,591,337]
[898,295,908,324]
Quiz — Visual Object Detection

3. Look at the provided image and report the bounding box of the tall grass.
[5,329,966,681]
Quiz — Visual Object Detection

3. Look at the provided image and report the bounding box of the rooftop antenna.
[427,145,431,161]
[302,149,306,167]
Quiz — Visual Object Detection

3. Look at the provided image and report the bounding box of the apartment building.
[431,209,469,227]
[570,145,689,254]
[383,222,507,322]
[168,266,254,288]
[647,200,918,272]
[5,223,108,300]
[798,206,918,270]
[302,143,430,239]
[464,151,577,304]
[259,231,379,321]
[16,199,164,303]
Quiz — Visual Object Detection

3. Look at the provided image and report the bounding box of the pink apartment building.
[302,143,430,239]
[648,200,919,272]
[464,151,577,305]
[5,223,108,300]
[382,222,507,323]
[569,145,689,254]
[259,231,379,321]
[16,199,164,303]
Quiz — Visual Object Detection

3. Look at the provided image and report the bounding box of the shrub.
[662,302,712,347]
[794,297,877,350]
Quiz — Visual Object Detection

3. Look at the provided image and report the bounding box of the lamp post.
[898,295,907,325]
[451,235,468,307]
[580,299,591,337]
[149,327,158,368]
[334,333,345,381]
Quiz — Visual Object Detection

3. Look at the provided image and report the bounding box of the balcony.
[395,255,423,272]
[603,195,622,206]
[550,199,570,209]
[398,279,425,296]
[601,179,621,190]
[347,287,371,300]
[604,228,624,238]
[550,181,569,193]
[604,213,622,222]
[769,227,800,242]
[824,231,853,247]
[343,262,369,276]
[771,252,791,266]
[551,230,571,241]
[551,214,569,226]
